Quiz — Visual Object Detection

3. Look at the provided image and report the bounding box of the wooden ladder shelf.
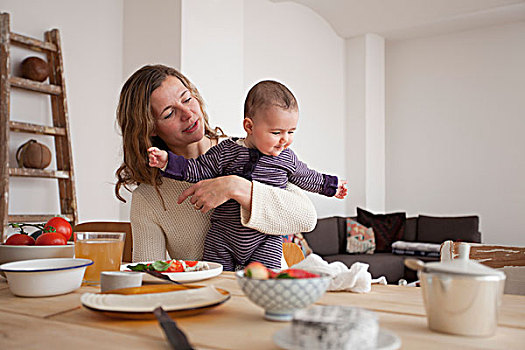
[0,12,78,241]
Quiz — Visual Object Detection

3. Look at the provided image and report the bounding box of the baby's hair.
[244,80,298,119]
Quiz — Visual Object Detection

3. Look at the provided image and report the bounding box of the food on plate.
[43,217,73,241]
[292,305,379,350]
[35,232,68,246]
[244,262,320,280]
[4,233,36,246]
[127,260,210,273]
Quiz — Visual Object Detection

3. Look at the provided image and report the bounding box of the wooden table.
[0,272,524,349]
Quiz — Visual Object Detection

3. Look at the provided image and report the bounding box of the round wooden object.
[21,56,49,82]
[16,139,52,169]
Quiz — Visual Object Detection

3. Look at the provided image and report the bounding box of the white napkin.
[291,254,387,293]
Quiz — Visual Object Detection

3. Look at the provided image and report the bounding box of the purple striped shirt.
[160,138,339,270]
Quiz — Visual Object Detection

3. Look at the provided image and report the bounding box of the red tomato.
[184,260,198,267]
[5,233,36,246]
[44,217,72,241]
[35,232,67,246]
[165,261,184,272]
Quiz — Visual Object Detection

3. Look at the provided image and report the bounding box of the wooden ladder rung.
[9,121,66,136]
[9,76,62,95]
[9,167,70,179]
[9,32,57,52]
[8,214,74,223]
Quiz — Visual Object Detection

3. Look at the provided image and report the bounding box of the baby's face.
[249,106,298,157]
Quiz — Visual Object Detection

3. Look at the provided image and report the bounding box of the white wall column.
[181,0,244,135]
[346,34,385,214]
[123,0,182,79]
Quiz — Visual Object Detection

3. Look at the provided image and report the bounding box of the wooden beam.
[9,32,57,52]
[8,167,70,179]
[9,76,61,95]
[1,13,11,242]
[8,214,74,223]
[46,29,78,226]
[9,121,66,136]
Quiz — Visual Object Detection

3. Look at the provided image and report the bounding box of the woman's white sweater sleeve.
[240,181,317,235]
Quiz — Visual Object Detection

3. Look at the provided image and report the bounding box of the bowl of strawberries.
[235,262,331,321]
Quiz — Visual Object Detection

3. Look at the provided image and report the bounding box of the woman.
[115,65,317,263]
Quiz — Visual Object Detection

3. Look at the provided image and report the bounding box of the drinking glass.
[74,232,125,284]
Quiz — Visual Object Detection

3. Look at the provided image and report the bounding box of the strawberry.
[275,269,320,279]
[245,262,270,279]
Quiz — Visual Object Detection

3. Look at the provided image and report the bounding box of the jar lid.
[424,243,506,278]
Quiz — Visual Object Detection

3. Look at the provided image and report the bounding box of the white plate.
[120,261,223,283]
[273,326,401,350]
[81,285,229,312]
[80,284,231,319]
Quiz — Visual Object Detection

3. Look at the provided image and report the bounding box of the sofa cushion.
[417,215,480,243]
[346,218,375,254]
[356,208,406,252]
[283,232,312,256]
[323,253,406,283]
[404,218,418,241]
[303,217,342,256]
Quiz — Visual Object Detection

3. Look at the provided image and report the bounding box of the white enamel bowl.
[0,242,75,264]
[235,270,331,321]
[0,258,93,297]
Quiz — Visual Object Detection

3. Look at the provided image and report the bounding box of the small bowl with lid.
[405,243,506,337]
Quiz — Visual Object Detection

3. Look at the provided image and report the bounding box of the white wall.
[177,0,347,218]
[3,0,123,227]
[244,0,347,218]
[181,0,244,136]
[346,34,386,215]
[386,21,525,245]
[123,0,181,80]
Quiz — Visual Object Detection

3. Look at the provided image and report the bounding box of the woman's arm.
[241,182,317,235]
[177,175,252,213]
[130,188,167,262]
[178,176,317,234]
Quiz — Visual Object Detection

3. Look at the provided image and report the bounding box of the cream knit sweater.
[130,178,317,262]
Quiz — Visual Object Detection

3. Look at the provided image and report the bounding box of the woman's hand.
[177,175,253,213]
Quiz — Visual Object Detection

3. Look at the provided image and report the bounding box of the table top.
[1,272,524,349]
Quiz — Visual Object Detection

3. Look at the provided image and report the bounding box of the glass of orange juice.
[74,232,125,284]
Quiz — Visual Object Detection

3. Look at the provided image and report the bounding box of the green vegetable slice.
[150,260,170,271]
[127,263,149,271]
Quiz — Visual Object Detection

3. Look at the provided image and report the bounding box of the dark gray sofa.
[302,215,481,283]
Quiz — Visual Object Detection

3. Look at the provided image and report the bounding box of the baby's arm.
[148,143,224,183]
[148,147,168,169]
[287,150,345,198]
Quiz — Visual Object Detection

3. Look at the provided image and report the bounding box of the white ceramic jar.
[419,244,506,337]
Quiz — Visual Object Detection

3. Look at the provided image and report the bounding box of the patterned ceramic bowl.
[235,270,331,321]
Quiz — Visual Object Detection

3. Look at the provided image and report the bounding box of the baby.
[148,80,347,271]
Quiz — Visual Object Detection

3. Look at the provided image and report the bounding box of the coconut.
[16,139,52,169]
[21,56,49,82]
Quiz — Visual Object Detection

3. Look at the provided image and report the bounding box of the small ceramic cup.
[100,271,142,292]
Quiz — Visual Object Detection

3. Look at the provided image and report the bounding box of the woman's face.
[150,76,205,150]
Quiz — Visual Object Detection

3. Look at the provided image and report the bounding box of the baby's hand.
[147,147,168,169]
[335,180,348,199]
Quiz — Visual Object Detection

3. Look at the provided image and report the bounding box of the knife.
[145,270,186,287]
[153,306,194,350]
